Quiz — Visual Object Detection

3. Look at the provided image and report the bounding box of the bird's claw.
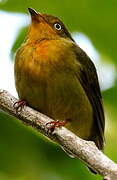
[46,120,67,133]
[13,100,26,112]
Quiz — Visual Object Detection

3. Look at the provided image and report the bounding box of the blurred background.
[0,0,117,179]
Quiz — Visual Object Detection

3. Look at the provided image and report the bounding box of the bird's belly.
[15,56,93,139]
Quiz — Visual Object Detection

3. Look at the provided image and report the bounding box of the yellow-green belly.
[15,41,93,139]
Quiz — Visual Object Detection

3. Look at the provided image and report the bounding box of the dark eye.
[54,23,62,30]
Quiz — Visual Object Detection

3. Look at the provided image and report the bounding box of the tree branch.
[0,89,117,180]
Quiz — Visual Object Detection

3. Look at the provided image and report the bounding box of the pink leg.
[13,100,26,112]
[46,120,68,132]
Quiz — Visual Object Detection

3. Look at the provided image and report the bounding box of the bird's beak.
[28,8,40,22]
[28,8,44,23]
[28,8,38,17]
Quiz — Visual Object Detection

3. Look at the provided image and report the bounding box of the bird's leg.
[13,100,26,112]
[46,119,69,133]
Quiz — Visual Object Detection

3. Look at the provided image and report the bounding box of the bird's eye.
[54,23,62,30]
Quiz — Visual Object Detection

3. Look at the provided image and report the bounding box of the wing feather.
[74,45,105,150]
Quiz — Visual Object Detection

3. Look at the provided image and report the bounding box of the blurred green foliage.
[11,26,28,58]
[0,0,117,179]
[0,112,101,180]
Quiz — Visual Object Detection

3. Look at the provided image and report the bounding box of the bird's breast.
[15,39,78,110]
[15,39,93,139]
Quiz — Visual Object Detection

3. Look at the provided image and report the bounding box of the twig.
[0,89,117,180]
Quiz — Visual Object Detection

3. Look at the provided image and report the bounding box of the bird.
[14,8,105,172]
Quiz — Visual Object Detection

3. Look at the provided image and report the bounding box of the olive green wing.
[74,45,105,150]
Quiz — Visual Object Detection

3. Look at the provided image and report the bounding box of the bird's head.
[27,8,74,43]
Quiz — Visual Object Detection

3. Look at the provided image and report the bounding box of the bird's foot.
[13,100,26,112]
[46,120,67,133]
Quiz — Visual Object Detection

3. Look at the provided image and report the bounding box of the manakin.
[14,8,105,167]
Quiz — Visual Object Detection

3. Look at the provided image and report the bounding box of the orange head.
[27,8,74,43]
